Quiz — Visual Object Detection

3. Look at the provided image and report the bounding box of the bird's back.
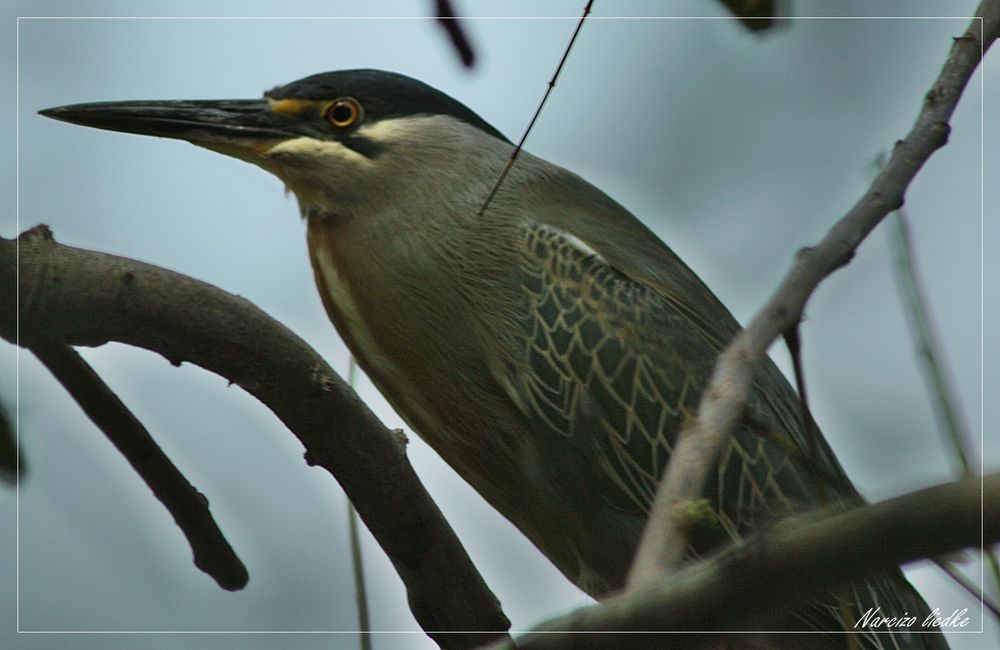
[445,157,948,648]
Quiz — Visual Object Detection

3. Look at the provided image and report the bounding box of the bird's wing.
[500,218,946,648]
[504,217,832,533]
[526,172,859,502]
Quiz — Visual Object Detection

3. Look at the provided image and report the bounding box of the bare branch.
[492,472,1000,650]
[890,209,976,478]
[28,340,248,590]
[435,0,476,68]
[0,398,17,484]
[628,0,1000,587]
[1,226,510,649]
[889,203,1000,610]
[717,0,782,33]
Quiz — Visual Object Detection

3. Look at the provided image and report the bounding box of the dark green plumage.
[504,219,946,648]
[40,68,950,650]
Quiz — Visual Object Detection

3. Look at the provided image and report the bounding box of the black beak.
[39,99,296,145]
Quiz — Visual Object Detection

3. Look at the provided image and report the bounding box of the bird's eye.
[325,98,362,128]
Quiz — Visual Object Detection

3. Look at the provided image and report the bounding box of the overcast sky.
[3,1,997,649]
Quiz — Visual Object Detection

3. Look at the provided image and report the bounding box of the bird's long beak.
[39,99,296,155]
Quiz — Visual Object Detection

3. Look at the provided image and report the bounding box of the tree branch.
[494,472,1000,650]
[628,0,1000,587]
[1,226,510,649]
[434,0,476,68]
[0,398,17,484]
[28,340,247,590]
[717,0,781,32]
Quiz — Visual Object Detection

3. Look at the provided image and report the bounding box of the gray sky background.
[3,1,997,649]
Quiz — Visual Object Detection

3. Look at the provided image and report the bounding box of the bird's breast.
[306,218,439,431]
[305,216,502,458]
[304,215,534,511]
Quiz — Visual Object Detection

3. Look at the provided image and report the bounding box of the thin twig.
[478,0,594,216]
[435,0,476,68]
[346,355,372,650]
[717,0,779,32]
[0,399,19,484]
[782,327,831,505]
[783,325,858,644]
[933,558,1000,619]
[889,205,1000,615]
[27,340,248,590]
[890,209,974,474]
[627,0,1000,588]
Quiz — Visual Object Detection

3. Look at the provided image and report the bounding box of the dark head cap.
[266,69,509,143]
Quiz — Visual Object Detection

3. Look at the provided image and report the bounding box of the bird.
[41,69,948,648]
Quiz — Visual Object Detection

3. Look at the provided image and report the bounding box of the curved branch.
[498,472,1000,650]
[628,0,1000,586]
[1,226,510,649]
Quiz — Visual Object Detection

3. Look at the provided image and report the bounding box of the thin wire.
[346,356,372,650]
[477,0,594,216]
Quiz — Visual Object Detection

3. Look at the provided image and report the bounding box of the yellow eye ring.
[325,98,362,128]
